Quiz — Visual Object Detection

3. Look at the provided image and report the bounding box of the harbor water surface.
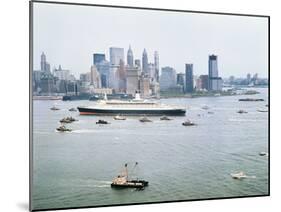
[32,88,269,210]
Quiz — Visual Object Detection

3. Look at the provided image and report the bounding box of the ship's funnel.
[104,93,108,100]
[135,93,141,100]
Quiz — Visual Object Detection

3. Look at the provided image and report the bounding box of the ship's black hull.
[77,107,186,116]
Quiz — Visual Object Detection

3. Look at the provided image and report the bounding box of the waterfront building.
[142,49,149,74]
[110,47,124,65]
[40,52,50,72]
[109,65,119,90]
[135,59,141,69]
[96,60,110,88]
[115,59,127,93]
[177,73,185,87]
[127,45,134,67]
[148,63,156,81]
[53,65,70,81]
[93,53,106,65]
[247,73,251,84]
[154,51,159,82]
[185,64,194,93]
[40,72,56,94]
[80,73,91,83]
[90,65,101,88]
[126,67,141,96]
[93,88,113,95]
[208,54,222,91]
[199,75,209,90]
[160,66,177,91]
[140,76,150,98]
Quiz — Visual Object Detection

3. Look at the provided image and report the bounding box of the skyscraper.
[160,66,177,91]
[95,60,110,88]
[127,45,134,67]
[93,53,105,65]
[135,59,141,69]
[208,54,222,91]
[40,52,50,72]
[90,65,101,88]
[142,49,148,74]
[110,47,124,66]
[126,67,141,96]
[199,75,209,90]
[154,51,159,82]
[185,64,194,93]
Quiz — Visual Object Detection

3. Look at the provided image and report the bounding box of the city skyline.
[33,3,268,78]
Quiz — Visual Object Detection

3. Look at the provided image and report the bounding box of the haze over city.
[33,3,268,78]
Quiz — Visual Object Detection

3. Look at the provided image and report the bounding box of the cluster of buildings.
[36,47,268,98]
[160,54,223,94]
[78,46,160,98]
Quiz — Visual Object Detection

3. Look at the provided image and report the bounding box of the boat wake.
[72,129,96,134]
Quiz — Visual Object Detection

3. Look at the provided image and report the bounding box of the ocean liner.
[77,93,186,116]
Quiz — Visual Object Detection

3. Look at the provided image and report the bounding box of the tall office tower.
[126,67,141,96]
[40,52,50,72]
[159,66,177,91]
[208,54,222,91]
[148,63,156,81]
[93,53,106,65]
[90,65,101,88]
[127,45,134,67]
[109,47,124,65]
[199,75,209,90]
[142,49,148,74]
[154,51,159,82]
[115,59,127,92]
[135,59,141,69]
[177,73,185,92]
[140,76,150,98]
[185,64,194,93]
[96,60,110,88]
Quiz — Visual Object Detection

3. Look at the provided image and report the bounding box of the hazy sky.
[33,2,268,78]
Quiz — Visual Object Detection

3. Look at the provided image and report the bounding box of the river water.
[32,88,269,210]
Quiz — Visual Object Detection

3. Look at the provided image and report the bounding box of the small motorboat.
[201,105,209,110]
[139,116,152,122]
[50,106,60,111]
[182,119,196,126]
[257,109,268,112]
[56,125,72,132]
[111,163,149,189]
[237,110,248,114]
[60,116,78,123]
[114,115,126,120]
[259,152,269,156]
[69,108,77,112]
[230,171,247,180]
[96,119,110,124]
[207,111,214,114]
[160,116,172,121]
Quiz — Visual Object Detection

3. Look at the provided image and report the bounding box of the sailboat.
[111,162,148,189]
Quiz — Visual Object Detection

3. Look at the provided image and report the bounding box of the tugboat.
[113,115,126,120]
[111,163,149,189]
[237,110,248,114]
[50,106,60,111]
[160,116,172,121]
[60,116,78,123]
[182,119,196,126]
[139,116,152,122]
[69,108,77,112]
[96,119,110,124]
[56,125,72,132]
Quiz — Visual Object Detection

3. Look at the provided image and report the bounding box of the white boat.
[230,171,247,179]
[78,93,186,116]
